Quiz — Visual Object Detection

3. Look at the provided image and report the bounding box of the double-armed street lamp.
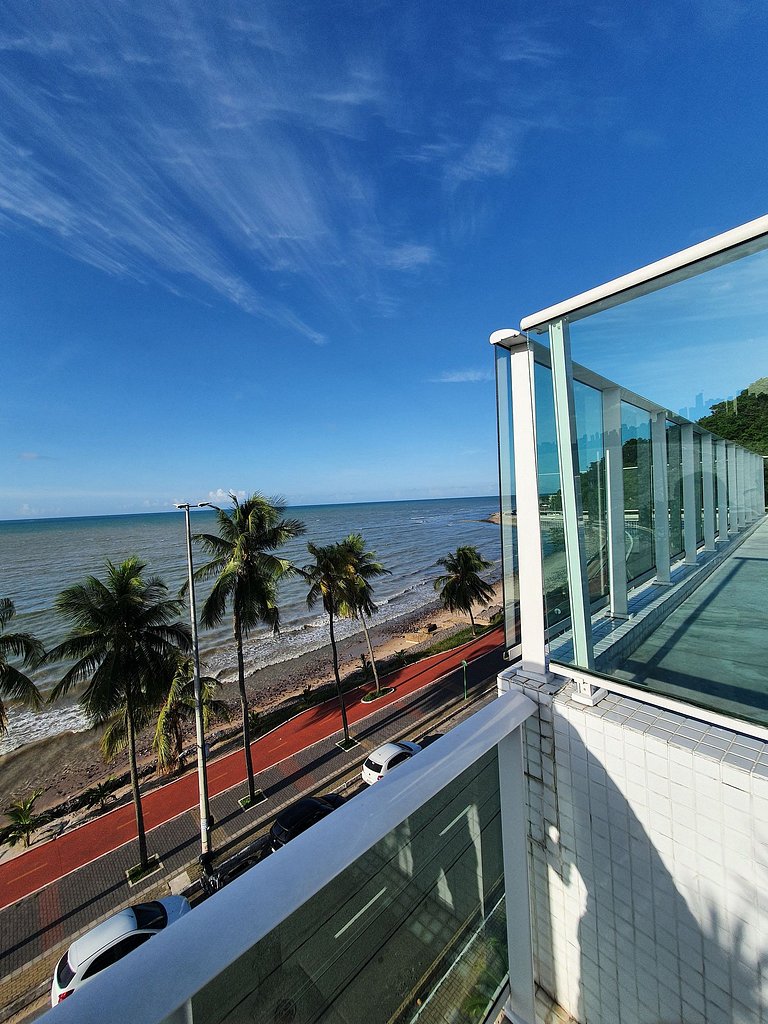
[175,502,214,858]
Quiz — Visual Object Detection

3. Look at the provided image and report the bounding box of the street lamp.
[461,659,468,701]
[175,502,212,858]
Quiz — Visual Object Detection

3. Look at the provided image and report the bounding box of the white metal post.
[651,411,671,584]
[603,388,629,614]
[681,424,697,564]
[701,432,716,551]
[549,319,596,679]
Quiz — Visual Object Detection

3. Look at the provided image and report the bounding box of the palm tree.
[194,493,305,804]
[100,654,230,775]
[434,545,494,636]
[1,789,48,849]
[0,598,44,734]
[337,534,390,698]
[46,558,191,871]
[302,541,356,745]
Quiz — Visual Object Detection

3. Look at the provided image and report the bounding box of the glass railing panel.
[621,401,655,582]
[694,431,704,544]
[574,380,608,605]
[495,345,519,654]
[190,750,505,1024]
[666,422,684,558]
[534,361,569,632]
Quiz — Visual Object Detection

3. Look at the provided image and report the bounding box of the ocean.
[0,496,501,754]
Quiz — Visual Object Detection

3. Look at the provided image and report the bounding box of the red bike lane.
[0,628,503,909]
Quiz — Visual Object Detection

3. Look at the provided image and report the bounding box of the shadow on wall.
[530,719,764,1024]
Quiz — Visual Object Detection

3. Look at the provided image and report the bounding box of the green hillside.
[698,379,768,497]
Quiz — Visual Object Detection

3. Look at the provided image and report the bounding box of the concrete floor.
[613,518,768,725]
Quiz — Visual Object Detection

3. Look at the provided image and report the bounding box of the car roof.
[274,797,329,828]
[370,741,414,762]
[68,908,137,968]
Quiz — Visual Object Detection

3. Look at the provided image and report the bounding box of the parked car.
[361,740,422,785]
[50,896,191,1005]
[269,794,345,850]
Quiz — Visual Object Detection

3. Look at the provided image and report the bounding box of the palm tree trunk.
[234,611,256,803]
[469,606,476,636]
[360,612,381,697]
[328,611,350,743]
[125,689,148,869]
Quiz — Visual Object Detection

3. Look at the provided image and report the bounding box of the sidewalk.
[0,628,504,1002]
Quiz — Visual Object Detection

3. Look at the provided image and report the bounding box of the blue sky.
[1,0,767,519]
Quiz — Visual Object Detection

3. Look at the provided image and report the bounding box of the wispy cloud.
[19,451,54,461]
[431,369,494,384]
[0,2,559,336]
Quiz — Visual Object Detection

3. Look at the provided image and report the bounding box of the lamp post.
[461,659,468,701]
[176,502,211,857]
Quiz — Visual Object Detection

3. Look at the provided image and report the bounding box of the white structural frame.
[493,213,768,698]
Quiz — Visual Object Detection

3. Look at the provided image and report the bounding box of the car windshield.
[364,757,383,773]
[56,953,75,987]
[132,902,168,930]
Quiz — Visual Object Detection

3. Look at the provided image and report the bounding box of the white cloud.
[207,488,246,502]
[431,369,494,384]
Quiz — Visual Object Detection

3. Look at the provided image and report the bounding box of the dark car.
[269,794,345,850]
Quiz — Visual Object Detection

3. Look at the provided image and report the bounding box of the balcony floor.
[610,516,768,724]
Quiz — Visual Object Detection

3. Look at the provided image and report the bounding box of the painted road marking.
[334,887,387,939]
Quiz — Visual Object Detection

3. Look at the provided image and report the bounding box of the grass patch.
[361,686,396,703]
[238,790,266,810]
[126,853,161,885]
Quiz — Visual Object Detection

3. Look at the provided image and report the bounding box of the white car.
[361,740,422,785]
[51,896,191,1005]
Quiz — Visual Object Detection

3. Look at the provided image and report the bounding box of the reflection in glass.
[534,361,569,631]
[622,403,655,581]
[191,751,507,1024]
[694,432,704,544]
[574,381,608,604]
[495,346,519,654]
[667,423,683,557]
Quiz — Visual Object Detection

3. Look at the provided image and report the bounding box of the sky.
[1,0,767,519]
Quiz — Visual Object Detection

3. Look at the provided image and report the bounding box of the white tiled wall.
[505,673,768,1024]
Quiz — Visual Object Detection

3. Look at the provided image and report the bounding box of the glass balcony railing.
[45,690,536,1024]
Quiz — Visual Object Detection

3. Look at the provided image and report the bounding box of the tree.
[46,558,191,871]
[302,541,356,745]
[152,657,229,774]
[1,789,48,849]
[0,598,44,735]
[434,546,494,636]
[194,493,306,804]
[336,534,390,698]
[100,654,230,775]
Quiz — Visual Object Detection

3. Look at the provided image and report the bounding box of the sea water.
[0,496,501,753]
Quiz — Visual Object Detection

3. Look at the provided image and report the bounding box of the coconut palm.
[46,558,191,871]
[302,541,356,745]
[0,598,44,735]
[434,546,494,636]
[1,789,48,849]
[100,654,229,775]
[337,534,390,698]
[194,493,306,804]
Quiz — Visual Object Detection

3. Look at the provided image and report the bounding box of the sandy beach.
[0,584,502,856]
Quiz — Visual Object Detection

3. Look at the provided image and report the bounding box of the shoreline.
[0,583,502,852]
